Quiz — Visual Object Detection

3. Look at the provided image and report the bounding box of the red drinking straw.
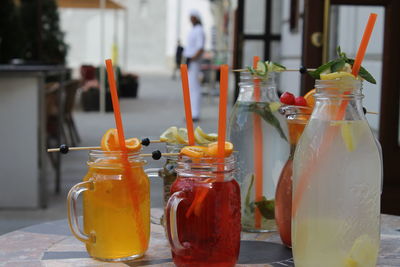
[105,59,146,249]
[252,56,264,228]
[180,64,195,145]
[292,13,378,216]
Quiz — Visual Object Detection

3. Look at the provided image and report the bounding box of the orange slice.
[101,128,142,152]
[100,128,119,151]
[125,137,142,152]
[304,89,316,109]
[207,141,234,157]
[180,146,208,158]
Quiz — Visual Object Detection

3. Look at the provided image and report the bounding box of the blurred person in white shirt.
[183,9,205,122]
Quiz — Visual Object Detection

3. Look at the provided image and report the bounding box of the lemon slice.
[345,235,379,267]
[320,71,356,80]
[195,126,218,142]
[160,126,178,143]
[340,121,364,152]
[176,128,188,144]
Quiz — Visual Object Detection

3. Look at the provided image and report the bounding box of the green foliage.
[309,46,376,84]
[0,0,25,63]
[18,0,68,64]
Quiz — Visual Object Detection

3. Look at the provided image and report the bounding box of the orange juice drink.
[67,150,150,261]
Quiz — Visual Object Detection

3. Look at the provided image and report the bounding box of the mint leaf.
[345,59,376,84]
[331,59,345,72]
[255,197,275,220]
[309,59,341,79]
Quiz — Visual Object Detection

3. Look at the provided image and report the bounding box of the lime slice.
[160,126,178,143]
[205,133,218,141]
[321,71,356,80]
[176,128,188,144]
[269,102,281,112]
[267,61,286,72]
[345,235,379,267]
[256,61,267,76]
[194,130,209,145]
[195,126,218,142]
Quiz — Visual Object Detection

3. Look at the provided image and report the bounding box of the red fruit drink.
[166,155,241,267]
[275,105,311,247]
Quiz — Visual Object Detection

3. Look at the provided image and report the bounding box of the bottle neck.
[237,72,279,102]
[279,105,311,157]
[313,79,365,121]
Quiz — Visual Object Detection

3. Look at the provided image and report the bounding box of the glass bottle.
[228,71,289,232]
[292,79,382,267]
[275,105,311,247]
[165,154,241,267]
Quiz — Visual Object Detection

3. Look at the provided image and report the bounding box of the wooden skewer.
[366,111,378,115]
[47,146,99,152]
[232,68,316,72]
[47,145,179,160]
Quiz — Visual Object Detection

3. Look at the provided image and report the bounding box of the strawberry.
[280,92,295,105]
[294,96,308,106]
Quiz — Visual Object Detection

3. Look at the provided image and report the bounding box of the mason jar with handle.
[165,154,241,267]
[67,150,150,261]
[292,78,382,267]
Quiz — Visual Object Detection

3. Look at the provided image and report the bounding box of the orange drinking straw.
[292,13,378,216]
[105,59,146,249]
[180,64,195,145]
[217,64,229,163]
[335,13,378,121]
[185,64,229,217]
[252,56,263,228]
[352,13,377,77]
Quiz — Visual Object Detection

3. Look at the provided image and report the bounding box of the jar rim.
[175,154,236,178]
[315,78,362,88]
[87,150,146,168]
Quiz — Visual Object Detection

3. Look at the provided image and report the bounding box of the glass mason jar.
[165,155,241,267]
[146,142,184,226]
[228,72,289,232]
[292,79,382,267]
[67,150,150,261]
[275,105,311,247]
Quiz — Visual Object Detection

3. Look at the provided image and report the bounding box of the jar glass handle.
[166,191,185,251]
[145,168,162,179]
[67,180,93,243]
[145,168,164,224]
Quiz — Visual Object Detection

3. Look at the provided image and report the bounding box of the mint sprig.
[309,46,376,84]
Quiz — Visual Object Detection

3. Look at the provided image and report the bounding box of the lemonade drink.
[68,150,150,261]
[292,79,381,267]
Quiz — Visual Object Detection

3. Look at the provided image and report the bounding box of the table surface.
[0,212,399,266]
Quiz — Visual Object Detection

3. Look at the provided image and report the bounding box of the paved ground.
[0,73,231,235]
